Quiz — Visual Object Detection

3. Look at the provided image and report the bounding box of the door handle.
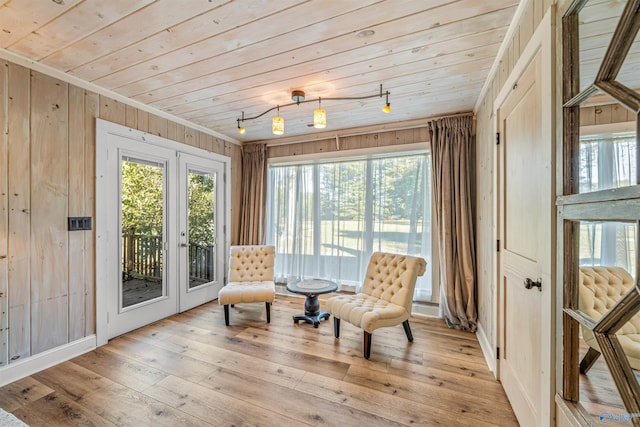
[180,243,188,247]
[524,278,542,291]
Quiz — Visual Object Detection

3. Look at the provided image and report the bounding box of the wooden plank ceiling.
[0,0,520,143]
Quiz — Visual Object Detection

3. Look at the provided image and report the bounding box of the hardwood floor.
[578,342,630,425]
[0,296,518,426]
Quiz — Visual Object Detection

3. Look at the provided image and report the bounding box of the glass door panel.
[187,168,216,289]
[121,157,166,308]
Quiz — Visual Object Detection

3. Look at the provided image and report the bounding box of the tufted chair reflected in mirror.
[578,266,640,373]
[218,245,275,326]
[325,252,427,359]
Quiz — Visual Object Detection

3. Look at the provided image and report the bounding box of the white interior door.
[178,153,225,311]
[96,120,229,343]
[497,46,554,427]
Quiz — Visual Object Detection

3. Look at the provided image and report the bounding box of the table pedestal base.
[292,294,330,328]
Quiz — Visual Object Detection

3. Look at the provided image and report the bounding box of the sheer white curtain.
[579,132,637,272]
[266,152,433,301]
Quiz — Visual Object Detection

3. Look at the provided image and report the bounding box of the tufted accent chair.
[218,245,275,326]
[578,266,640,373]
[325,252,427,359]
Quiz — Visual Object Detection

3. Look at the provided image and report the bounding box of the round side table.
[286,279,338,328]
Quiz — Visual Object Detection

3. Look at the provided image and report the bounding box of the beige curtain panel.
[238,143,267,245]
[428,114,477,332]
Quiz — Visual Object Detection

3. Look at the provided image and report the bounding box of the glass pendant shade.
[382,103,391,113]
[313,108,326,129]
[272,115,284,135]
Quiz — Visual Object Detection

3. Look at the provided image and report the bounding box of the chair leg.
[224,304,230,326]
[580,347,601,374]
[364,331,372,359]
[266,302,271,323]
[333,317,340,338]
[402,320,414,342]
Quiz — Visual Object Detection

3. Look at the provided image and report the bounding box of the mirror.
[578,0,626,92]
[577,220,639,423]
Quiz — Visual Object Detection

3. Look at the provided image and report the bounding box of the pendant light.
[313,98,326,129]
[272,106,284,135]
[382,90,391,113]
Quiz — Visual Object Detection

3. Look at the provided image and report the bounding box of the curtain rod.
[261,111,474,147]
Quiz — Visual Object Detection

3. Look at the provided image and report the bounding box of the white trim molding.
[0,336,96,387]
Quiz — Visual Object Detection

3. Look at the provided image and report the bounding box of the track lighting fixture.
[236,84,391,135]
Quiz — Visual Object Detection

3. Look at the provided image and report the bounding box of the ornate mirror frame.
[560,0,640,422]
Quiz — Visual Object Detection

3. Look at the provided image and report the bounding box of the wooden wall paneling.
[303,139,333,155]
[378,132,398,146]
[99,96,126,126]
[67,85,86,342]
[580,106,596,126]
[166,121,177,142]
[136,110,149,132]
[30,71,69,354]
[84,91,98,336]
[175,124,186,144]
[513,27,522,60]
[204,134,215,152]
[125,105,137,129]
[148,114,167,138]
[287,142,304,156]
[213,137,225,155]
[534,0,544,28]
[507,40,515,76]
[339,135,361,151]
[499,57,508,91]
[184,127,196,148]
[594,104,613,125]
[199,133,211,151]
[267,144,290,158]
[0,61,7,367]
[611,103,628,123]
[7,63,31,363]
[520,0,535,48]
[414,127,429,142]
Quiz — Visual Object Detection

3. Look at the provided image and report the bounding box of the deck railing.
[122,233,213,282]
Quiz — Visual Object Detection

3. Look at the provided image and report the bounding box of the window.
[266,151,433,302]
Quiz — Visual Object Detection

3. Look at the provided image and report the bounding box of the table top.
[286,278,338,295]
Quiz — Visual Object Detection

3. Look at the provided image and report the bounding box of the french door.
[178,152,225,311]
[96,120,228,342]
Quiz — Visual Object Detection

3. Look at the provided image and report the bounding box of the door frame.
[494,8,556,426]
[95,119,231,346]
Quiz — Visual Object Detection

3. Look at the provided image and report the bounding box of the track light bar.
[236,84,391,135]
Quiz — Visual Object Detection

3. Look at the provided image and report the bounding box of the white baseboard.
[477,322,497,377]
[0,336,97,387]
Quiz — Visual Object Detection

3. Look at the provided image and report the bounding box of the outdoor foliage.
[121,161,164,236]
[121,161,215,246]
[188,172,215,246]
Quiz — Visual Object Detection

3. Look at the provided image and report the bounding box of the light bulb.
[382,103,391,113]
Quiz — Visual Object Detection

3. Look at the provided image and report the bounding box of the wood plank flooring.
[0,296,518,426]
[579,342,630,426]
